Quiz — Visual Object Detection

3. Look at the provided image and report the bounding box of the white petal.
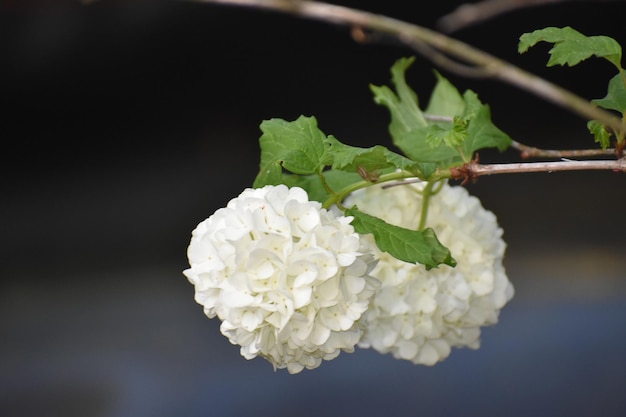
[292,286,312,309]
[241,310,263,331]
[311,322,331,345]
[343,275,365,295]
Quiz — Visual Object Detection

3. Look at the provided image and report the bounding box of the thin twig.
[352,29,490,77]
[401,37,494,78]
[423,114,454,123]
[438,0,626,33]
[381,178,424,189]
[510,140,616,159]
[187,0,626,137]
[451,158,626,182]
[437,0,568,33]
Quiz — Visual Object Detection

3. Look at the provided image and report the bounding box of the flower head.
[183,184,379,373]
[346,181,514,365]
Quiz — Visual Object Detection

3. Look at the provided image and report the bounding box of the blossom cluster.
[183,185,379,374]
[346,182,514,365]
[184,182,514,372]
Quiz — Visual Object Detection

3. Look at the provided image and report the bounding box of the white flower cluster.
[184,181,513,372]
[346,181,514,365]
[183,185,379,374]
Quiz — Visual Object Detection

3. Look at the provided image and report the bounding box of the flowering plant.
[184,59,518,372]
[183,1,626,373]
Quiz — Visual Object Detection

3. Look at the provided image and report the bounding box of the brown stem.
[510,140,617,159]
[451,158,626,182]
[437,0,569,33]
[437,0,626,33]
[186,0,626,137]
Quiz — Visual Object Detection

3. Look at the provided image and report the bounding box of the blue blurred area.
[2,1,626,416]
[2,262,626,417]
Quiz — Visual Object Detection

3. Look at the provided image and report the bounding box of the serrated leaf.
[425,71,465,117]
[462,91,512,156]
[393,127,464,167]
[370,57,428,142]
[592,71,626,113]
[254,113,440,204]
[327,136,429,177]
[372,60,465,166]
[519,26,623,69]
[587,120,612,149]
[426,118,468,149]
[254,116,332,188]
[374,60,511,168]
[345,207,455,270]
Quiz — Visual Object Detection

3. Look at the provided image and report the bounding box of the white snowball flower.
[346,181,514,365]
[183,184,379,373]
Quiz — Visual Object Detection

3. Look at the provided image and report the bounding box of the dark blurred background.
[2,1,626,416]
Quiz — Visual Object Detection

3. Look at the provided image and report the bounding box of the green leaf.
[373,59,511,168]
[370,56,428,142]
[426,118,468,149]
[345,207,456,270]
[396,90,511,164]
[461,91,512,156]
[253,113,441,205]
[254,116,332,188]
[519,26,623,69]
[372,60,465,166]
[327,136,430,178]
[393,127,463,167]
[587,120,612,149]
[592,71,626,113]
[424,71,465,117]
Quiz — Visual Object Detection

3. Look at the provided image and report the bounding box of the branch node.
[450,154,480,185]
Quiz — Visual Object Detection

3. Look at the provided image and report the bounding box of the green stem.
[321,169,450,210]
[317,170,335,196]
[417,181,433,231]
